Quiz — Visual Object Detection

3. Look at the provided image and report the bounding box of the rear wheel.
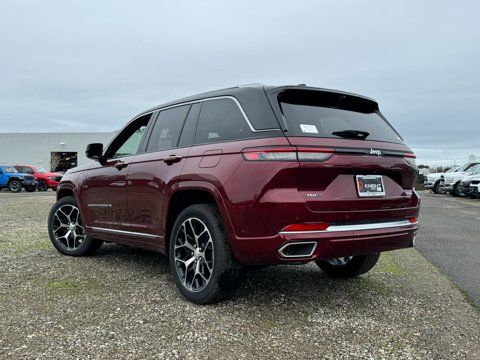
[169,204,243,304]
[37,180,48,192]
[47,196,102,256]
[316,253,380,277]
[8,180,22,193]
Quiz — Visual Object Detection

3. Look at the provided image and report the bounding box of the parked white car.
[444,163,480,196]
[466,182,480,199]
[457,169,480,197]
[424,166,461,193]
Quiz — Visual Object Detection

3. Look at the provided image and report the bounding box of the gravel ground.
[1,193,480,359]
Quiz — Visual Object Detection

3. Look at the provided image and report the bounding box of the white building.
[0,132,115,171]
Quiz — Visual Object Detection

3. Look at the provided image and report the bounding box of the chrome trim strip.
[90,226,160,239]
[278,241,318,258]
[279,220,418,235]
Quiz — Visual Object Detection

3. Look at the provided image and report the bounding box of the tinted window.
[146,105,190,152]
[15,166,32,174]
[178,103,201,147]
[279,90,403,144]
[195,98,251,144]
[108,114,151,158]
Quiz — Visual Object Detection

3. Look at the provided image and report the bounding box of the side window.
[146,105,190,152]
[108,114,151,159]
[195,98,251,144]
[178,103,201,147]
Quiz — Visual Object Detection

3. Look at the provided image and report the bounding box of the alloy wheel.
[174,217,214,292]
[52,204,86,250]
[10,182,21,192]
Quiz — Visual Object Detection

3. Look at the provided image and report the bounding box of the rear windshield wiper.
[332,130,370,140]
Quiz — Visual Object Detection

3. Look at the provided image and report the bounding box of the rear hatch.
[269,88,418,212]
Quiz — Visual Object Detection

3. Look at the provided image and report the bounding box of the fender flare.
[165,181,234,235]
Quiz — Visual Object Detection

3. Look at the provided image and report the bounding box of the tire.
[432,180,441,194]
[37,180,48,192]
[25,186,36,192]
[451,183,461,197]
[316,253,380,278]
[47,196,103,256]
[169,204,243,304]
[8,180,22,193]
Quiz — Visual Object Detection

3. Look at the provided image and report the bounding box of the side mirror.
[86,143,104,161]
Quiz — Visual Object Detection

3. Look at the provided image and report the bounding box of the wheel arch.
[7,177,22,184]
[164,181,234,254]
[56,182,77,201]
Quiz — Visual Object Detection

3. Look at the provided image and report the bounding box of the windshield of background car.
[35,167,48,173]
[458,163,478,171]
[278,89,403,144]
[469,165,480,175]
[2,166,17,173]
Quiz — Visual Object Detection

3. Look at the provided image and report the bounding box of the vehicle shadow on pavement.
[93,243,388,308]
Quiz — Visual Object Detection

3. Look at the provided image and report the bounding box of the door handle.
[114,161,128,170]
[163,155,182,165]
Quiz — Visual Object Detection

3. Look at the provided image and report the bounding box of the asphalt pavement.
[416,191,480,307]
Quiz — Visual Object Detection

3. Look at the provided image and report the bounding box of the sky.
[0,0,479,166]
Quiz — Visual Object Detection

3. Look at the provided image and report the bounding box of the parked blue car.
[0,164,37,193]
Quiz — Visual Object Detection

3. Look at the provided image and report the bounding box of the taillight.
[408,216,417,223]
[404,152,416,167]
[281,222,330,232]
[242,147,297,161]
[242,147,333,162]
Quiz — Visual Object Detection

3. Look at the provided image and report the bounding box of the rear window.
[279,90,403,144]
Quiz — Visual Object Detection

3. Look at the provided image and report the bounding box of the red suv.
[15,165,63,191]
[48,85,420,304]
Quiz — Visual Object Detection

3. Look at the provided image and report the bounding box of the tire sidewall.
[48,196,96,256]
[169,205,231,304]
[37,180,48,191]
[9,180,22,193]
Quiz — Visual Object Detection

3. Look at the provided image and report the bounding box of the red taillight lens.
[281,222,330,232]
[242,147,333,162]
[404,153,416,167]
[408,216,417,223]
[242,147,297,161]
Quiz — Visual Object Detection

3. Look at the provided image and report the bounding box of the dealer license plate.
[355,175,385,197]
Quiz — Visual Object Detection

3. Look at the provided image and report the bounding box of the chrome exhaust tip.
[278,241,317,258]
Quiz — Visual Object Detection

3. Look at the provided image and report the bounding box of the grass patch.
[376,252,404,275]
[43,278,101,296]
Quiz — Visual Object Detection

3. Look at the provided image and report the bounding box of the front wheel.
[47,196,102,256]
[432,180,442,194]
[8,180,23,193]
[451,183,462,197]
[169,204,243,304]
[316,253,380,278]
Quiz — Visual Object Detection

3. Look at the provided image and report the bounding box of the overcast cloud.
[0,0,479,165]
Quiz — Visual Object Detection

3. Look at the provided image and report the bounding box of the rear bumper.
[230,220,419,264]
